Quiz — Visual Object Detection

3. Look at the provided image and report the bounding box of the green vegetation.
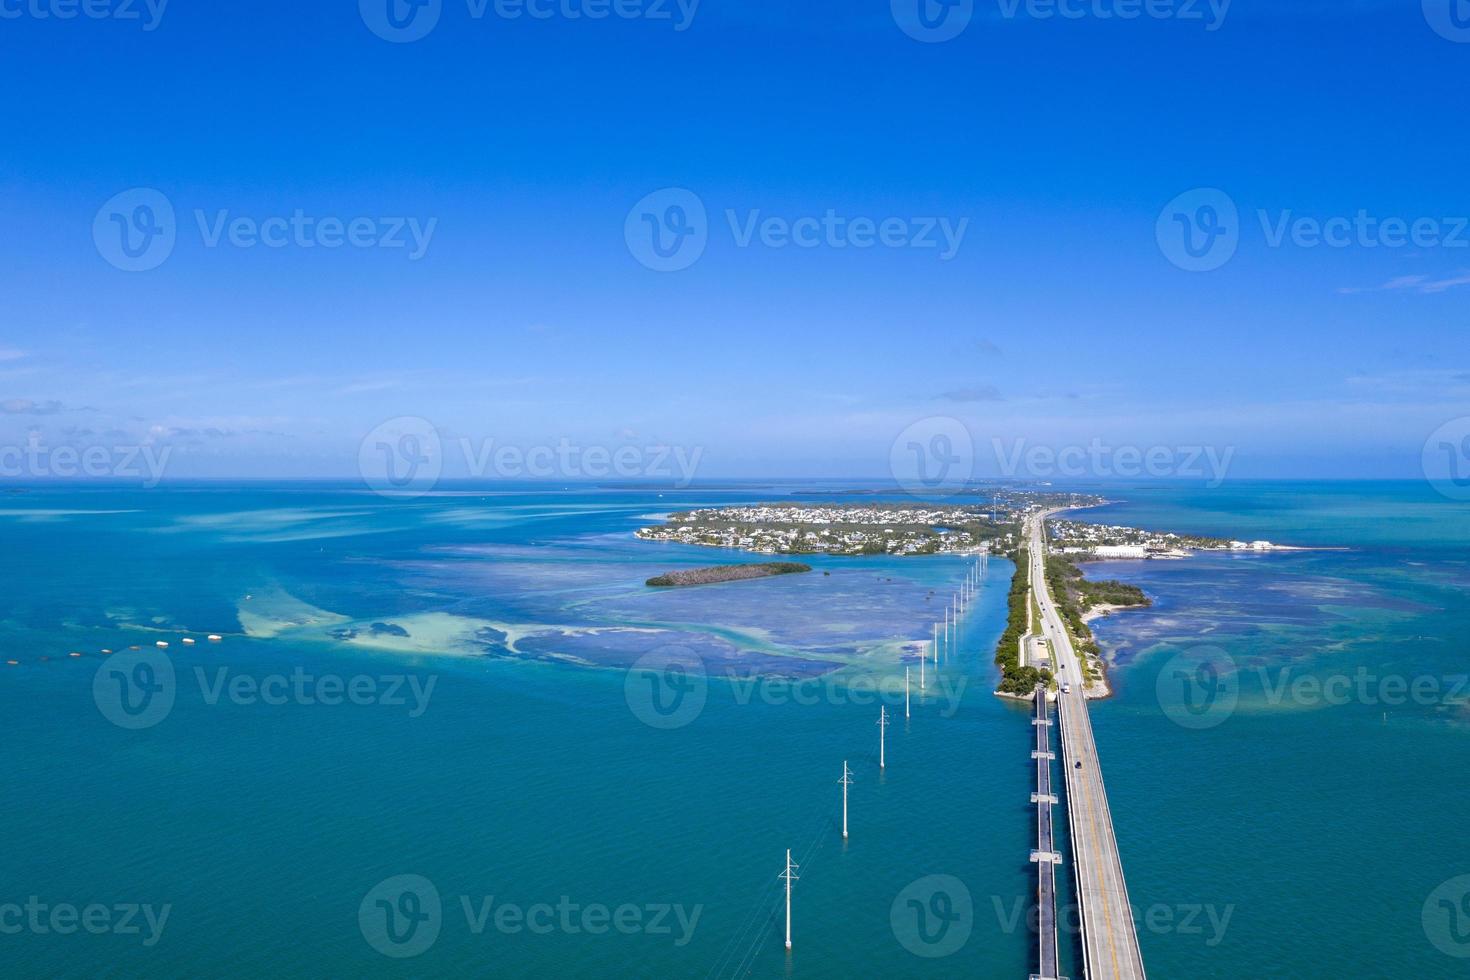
[1043,553,1151,663]
[1080,578,1149,608]
[994,549,1053,696]
[1044,555,1093,649]
[645,562,812,588]
[637,503,1018,556]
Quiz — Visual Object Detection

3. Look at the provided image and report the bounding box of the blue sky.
[1,0,1467,480]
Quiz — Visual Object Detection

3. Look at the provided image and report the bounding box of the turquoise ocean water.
[0,480,1465,977]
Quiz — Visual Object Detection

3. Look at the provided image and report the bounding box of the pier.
[1029,516,1146,980]
[1029,684,1062,980]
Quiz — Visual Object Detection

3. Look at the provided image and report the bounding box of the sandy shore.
[1080,602,1143,625]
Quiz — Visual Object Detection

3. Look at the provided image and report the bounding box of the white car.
[1061,683,1072,695]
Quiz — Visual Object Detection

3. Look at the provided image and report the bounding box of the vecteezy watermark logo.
[1424,0,1470,43]
[356,421,704,496]
[890,417,974,497]
[92,650,176,730]
[360,0,443,42]
[994,0,1231,29]
[93,189,438,271]
[1258,211,1469,251]
[1157,188,1239,272]
[625,188,708,273]
[359,876,702,957]
[94,658,436,730]
[1422,417,1470,502]
[991,895,1235,947]
[360,874,443,959]
[727,672,969,719]
[359,416,444,498]
[361,0,697,41]
[0,0,169,30]
[624,646,708,730]
[625,188,970,271]
[1424,875,1470,958]
[890,875,972,958]
[991,438,1234,487]
[1155,645,1238,730]
[1255,666,1469,711]
[1161,188,1470,272]
[93,188,176,273]
[194,667,437,716]
[891,0,973,42]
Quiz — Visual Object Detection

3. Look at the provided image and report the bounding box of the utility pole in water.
[781,849,799,950]
[878,705,889,769]
[839,761,853,839]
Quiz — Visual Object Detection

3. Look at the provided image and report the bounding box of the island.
[1048,518,1288,557]
[636,503,1022,556]
[645,562,813,588]
[632,494,1299,700]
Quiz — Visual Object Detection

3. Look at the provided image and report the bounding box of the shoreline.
[1080,601,1144,625]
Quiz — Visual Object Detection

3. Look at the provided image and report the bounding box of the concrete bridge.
[1029,515,1146,980]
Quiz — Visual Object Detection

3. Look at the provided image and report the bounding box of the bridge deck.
[1032,516,1146,980]
[1033,687,1061,980]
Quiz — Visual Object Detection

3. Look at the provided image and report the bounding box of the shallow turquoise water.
[0,481,1465,977]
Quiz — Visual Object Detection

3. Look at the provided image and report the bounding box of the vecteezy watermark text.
[359,0,698,43]
[93,650,437,730]
[93,188,437,272]
[991,894,1234,946]
[995,0,1230,28]
[1256,666,1470,710]
[0,897,170,946]
[0,0,168,30]
[1156,646,1470,730]
[623,648,967,730]
[885,419,1236,493]
[358,874,701,959]
[358,416,704,496]
[0,434,171,486]
[1158,187,1470,272]
[992,437,1234,486]
[891,0,1229,43]
[624,188,969,272]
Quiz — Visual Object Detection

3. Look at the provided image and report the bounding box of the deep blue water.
[0,480,1465,977]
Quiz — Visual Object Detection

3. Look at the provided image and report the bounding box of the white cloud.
[1339,272,1470,295]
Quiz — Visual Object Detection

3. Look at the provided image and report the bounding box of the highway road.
[1029,514,1147,980]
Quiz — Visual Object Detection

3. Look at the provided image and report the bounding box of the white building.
[1092,544,1148,559]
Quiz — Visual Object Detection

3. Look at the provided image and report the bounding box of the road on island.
[1029,513,1147,980]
